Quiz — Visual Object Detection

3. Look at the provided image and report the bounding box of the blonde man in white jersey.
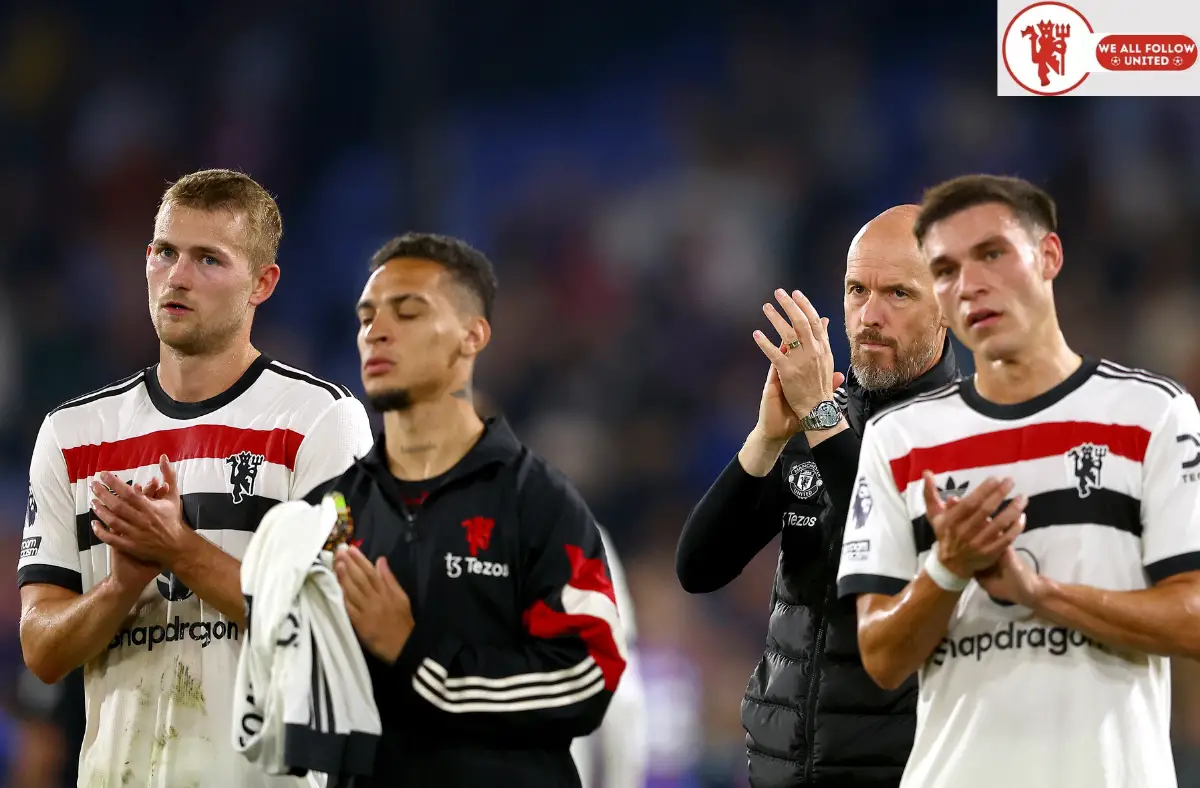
[836,173,1200,788]
[17,169,373,788]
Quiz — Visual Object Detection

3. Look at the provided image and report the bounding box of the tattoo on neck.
[451,387,471,401]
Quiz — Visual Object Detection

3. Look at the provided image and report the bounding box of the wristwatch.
[800,400,841,431]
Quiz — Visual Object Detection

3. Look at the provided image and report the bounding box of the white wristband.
[924,549,969,592]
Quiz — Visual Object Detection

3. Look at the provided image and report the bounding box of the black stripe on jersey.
[1145,551,1200,583]
[837,573,907,598]
[1098,359,1184,392]
[49,371,146,416]
[282,724,381,776]
[910,487,1141,554]
[17,564,84,593]
[1095,363,1184,399]
[867,382,962,429]
[311,631,324,732]
[266,362,350,401]
[78,492,282,550]
[321,637,337,733]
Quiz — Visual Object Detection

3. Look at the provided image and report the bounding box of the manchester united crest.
[788,461,823,500]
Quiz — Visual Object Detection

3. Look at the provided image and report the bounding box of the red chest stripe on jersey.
[889,421,1152,492]
[62,425,305,482]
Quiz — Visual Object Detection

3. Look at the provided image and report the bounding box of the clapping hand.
[89,455,189,567]
[921,472,1029,578]
[752,289,845,441]
[975,547,1047,608]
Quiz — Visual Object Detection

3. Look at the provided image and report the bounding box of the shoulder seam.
[264,361,351,402]
[867,380,962,429]
[49,370,147,416]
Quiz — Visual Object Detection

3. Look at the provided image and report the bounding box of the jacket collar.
[362,415,523,489]
[842,336,959,433]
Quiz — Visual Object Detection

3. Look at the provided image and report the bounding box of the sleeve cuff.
[809,427,861,467]
[17,565,82,594]
[1145,551,1200,583]
[837,573,908,598]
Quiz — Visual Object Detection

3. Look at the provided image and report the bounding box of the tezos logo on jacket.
[445,516,510,578]
[788,461,823,500]
[226,450,265,504]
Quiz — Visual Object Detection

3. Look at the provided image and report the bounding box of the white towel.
[232,495,382,779]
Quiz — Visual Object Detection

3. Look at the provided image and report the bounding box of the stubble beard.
[367,389,414,413]
[155,311,244,358]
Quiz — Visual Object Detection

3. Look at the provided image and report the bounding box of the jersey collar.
[959,356,1099,420]
[144,354,272,420]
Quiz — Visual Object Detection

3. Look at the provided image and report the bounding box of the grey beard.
[850,334,941,393]
[367,388,413,413]
[850,359,905,392]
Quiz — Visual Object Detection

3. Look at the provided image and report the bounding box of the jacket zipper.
[802,525,841,783]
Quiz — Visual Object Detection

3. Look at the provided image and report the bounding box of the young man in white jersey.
[17,169,373,788]
[835,173,1200,788]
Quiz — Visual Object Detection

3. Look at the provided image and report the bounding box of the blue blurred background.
[3,1,1200,785]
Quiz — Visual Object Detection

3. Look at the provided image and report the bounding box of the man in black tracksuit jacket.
[306,418,625,787]
[676,206,960,787]
[309,233,627,787]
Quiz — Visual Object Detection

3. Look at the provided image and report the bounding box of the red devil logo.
[462,516,495,557]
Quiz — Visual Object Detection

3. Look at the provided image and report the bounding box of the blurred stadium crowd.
[2,0,1200,785]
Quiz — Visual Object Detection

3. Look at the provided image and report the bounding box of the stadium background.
[2,0,1200,785]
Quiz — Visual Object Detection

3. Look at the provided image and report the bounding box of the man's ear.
[1039,232,1064,282]
[461,315,491,357]
[250,263,281,306]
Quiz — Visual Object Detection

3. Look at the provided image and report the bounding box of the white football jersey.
[837,358,1200,788]
[18,355,373,788]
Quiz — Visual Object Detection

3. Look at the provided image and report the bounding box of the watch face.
[814,401,839,427]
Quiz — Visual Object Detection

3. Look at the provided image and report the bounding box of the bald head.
[848,204,923,268]
[843,204,946,391]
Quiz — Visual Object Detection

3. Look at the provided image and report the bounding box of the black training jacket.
[303,417,626,788]
[676,340,958,787]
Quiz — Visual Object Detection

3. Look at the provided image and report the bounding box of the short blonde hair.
[159,169,283,269]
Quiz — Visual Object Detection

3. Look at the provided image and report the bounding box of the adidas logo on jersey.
[937,476,969,500]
